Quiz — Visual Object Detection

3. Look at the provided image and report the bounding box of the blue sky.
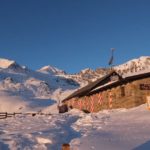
[0,0,150,73]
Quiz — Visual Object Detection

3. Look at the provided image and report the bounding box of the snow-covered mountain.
[75,56,150,82]
[77,68,109,82]
[38,65,66,75]
[0,58,16,68]
[0,58,80,112]
[115,56,150,75]
[0,56,149,112]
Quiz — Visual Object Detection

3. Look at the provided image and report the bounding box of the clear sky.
[0,0,150,73]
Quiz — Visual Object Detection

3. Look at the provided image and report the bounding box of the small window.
[121,86,125,97]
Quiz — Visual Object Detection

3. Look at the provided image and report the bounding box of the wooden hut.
[62,70,150,112]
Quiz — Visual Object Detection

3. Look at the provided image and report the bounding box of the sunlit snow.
[0,105,150,150]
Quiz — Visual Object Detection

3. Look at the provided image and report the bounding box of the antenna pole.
[108,48,115,70]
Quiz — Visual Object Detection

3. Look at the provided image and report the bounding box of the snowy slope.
[0,58,80,113]
[115,56,150,75]
[71,104,150,150]
[0,104,150,149]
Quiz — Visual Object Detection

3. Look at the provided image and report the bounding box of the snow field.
[0,104,150,150]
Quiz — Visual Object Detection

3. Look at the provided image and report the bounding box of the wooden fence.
[0,112,52,119]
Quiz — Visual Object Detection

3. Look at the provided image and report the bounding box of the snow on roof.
[90,80,118,93]
[123,69,150,78]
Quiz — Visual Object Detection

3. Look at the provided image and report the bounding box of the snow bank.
[0,91,29,112]
[0,91,55,113]
[0,104,150,149]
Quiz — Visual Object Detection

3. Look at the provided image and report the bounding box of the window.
[121,86,125,97]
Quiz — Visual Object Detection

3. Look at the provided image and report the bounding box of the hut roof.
[62,70,122,102]
[89,70,150,95]
[62,70,150,102]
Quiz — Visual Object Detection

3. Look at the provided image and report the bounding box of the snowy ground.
[0,104,150,150]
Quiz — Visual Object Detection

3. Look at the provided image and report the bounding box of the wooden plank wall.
[65,77,150,112]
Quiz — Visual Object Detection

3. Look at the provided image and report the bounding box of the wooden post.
[146,96,150,110]
[62,143,70,150]
[0,112,7,119]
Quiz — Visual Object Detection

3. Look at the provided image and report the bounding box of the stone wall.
[64,77,150,112]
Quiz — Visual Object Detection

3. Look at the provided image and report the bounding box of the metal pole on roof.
[108,48,115,70]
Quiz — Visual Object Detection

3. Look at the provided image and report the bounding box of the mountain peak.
[80,68,93,74]
[0,58,16,69]
[38,65,66,75]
